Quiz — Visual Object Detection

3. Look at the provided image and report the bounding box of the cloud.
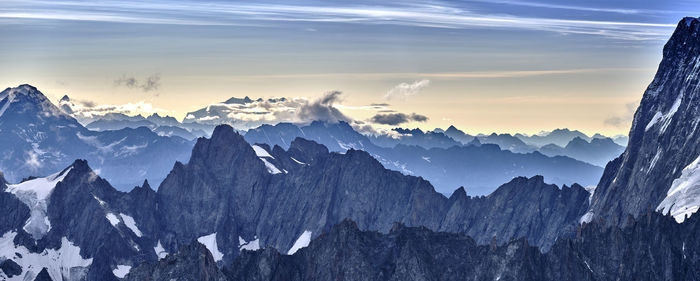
[0,1,679,40]
[604,102,638,128]
[384,80,430,100]
[370,112,429,125]
[58,97,169,124]
[114,74,161,92]
[296,91,349,123]
[181,91,351,129]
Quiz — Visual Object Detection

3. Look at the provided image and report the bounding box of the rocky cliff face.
[586,18,700,224]
[0,160,161,281]
[224,213,700,281]
[156,124,589,264]
[124,242,227,281]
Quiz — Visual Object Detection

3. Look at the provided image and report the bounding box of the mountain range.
[0,15,699,281]
[0,85,194,190]
[245,121,603,195]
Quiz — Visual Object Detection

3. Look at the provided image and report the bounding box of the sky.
[1,0,698,136]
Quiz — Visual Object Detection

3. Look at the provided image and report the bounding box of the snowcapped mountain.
[0,160,159,281]
[244,121,602,195]
[0,85,194,190]
[182,96,295,130]
[585,17,700,224]
[83,113,210,140]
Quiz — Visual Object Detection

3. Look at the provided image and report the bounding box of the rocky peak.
[188,124,261,173]
[0,84,69,120]
[448,186,468,200]
[586,17,700,224]
[288,137,329,163]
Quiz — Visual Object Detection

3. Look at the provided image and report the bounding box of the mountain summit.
[585,17,700,224]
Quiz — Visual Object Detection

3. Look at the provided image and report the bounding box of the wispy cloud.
[180,68,652,81]
[385,80,431,100]
[0,0,680,40]
[604,101,639,128]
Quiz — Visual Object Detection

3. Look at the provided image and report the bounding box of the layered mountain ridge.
[0,124,590,280]
[0,85,194,190]
[245,121,603,195]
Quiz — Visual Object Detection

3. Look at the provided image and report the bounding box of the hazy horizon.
[2,0,698,135]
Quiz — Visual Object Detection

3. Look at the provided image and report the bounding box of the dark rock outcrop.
[225,213,700,281]
[32,268,53,281]
[124,242,227,281]
[0,259,22,278]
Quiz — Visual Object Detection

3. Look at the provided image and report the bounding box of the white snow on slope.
[252,144,284,174]
[113,265,132,278]
[0,231,93,281]
[579,211,594,224]
[583,185,596,204]
[239,236,260,251]
[287,230,312,255]
[260,158,283,174]
[197,233,224,262]
[106,213,120,226]
[252,145,274,158]
[0,90,15,118]
[154,240,168,259]
[645,95,683,133]
[290,157,306,165]
[6,167,72,240]
[119,214,143,237]
[657,155,700,223]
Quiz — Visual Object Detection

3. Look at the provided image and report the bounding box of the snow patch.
[290,157,306,165]
[0,231,93,281]
[106,213,120,226]
[583,185,596,204]
[197,233,224,262]
[239,236,261,251]
[112,265,132,278]
[287,230,312,255]
[6,167,72,240]
[252,145,274,158]
[260,158,283,174]
[154,240,168,259]
[645,95,683,133]
[252,145,284,174]
[579,211,594,224]
[93,195,107,207]
[648,149,662,172]
[119,214,143,237]
[657,155,700,223]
